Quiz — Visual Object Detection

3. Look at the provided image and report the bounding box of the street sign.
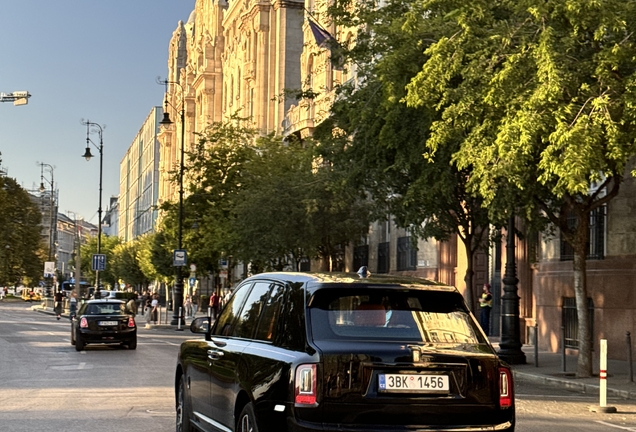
[173,249,187,267]
[189,277,196,287]
[43,261,55,278]
[92,254,106,271]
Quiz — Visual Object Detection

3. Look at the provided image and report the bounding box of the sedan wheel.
[75,333,85,351]
[176,375,192,432]
[70,325,76,346]
[237,403,259,432]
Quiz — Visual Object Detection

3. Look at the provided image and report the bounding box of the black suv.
[175,272,514,432]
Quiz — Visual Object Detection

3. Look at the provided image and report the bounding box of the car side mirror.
[190,316,210,334]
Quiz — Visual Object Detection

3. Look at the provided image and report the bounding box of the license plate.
[99,321,118,326]
[378,374,449,393]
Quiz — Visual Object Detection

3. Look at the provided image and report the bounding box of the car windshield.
[308,288,488,345]
[83,303,126,315]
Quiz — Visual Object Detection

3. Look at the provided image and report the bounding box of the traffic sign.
[189,277,196,287]
[173,249,187,267]
[92,254,106,271]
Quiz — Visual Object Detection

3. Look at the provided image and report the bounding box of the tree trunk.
[462,235,475,311]
[573,219,592,378]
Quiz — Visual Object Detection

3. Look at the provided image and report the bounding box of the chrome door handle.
[207,350,224,360]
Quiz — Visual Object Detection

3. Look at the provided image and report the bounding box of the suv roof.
[242,271,454,294]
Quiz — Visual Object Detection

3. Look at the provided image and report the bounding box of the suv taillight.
[499,367,513,408]
[295,364,317,406]
[128,317,135,328]
[80,317,88,328]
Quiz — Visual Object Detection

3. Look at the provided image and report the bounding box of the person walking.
[126,294,138,317]
[209,292,220,320]
[479,283,493,336]
[54,290,64,320]
[184,295,192,318]
[151,294,159,324]
[191,295,198,318]
[68,290,78,320]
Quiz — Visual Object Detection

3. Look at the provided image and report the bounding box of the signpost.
[91,254,106,271]
[173,249,187,267]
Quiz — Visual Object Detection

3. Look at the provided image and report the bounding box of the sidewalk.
[492,339,636,400]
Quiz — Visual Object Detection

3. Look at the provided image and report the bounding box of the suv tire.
[176,375,193,432]
[237,403,259,432]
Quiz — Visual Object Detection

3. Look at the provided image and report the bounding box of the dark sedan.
[174,272,515,432]
[71,299,137,351]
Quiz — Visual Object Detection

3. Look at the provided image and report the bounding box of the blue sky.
[0,0,195,224]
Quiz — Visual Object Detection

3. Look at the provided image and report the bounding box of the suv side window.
[253,283,285,342]
[212,283,253,337]
[231,282,272,339]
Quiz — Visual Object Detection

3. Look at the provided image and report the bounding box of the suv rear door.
[307,286,508,428]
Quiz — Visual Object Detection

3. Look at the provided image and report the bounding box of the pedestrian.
[54,290,64,320]
[479,283,493,336]
[209,292,220,320]
[151,294,159,324]
[68,290,78,320]
[184,295,192,318]
[191,295,198,318]
[126,294,138,317]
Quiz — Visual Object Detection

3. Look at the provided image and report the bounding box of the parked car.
[174,272,515,432]
[71,299,137,351]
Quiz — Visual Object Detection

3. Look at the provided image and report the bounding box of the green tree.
[136,231,174,283]
[0,174,45,286]
[111,239,147,289]
[401,0,636,376]
[79,235,121,288]
[318,0,490,305]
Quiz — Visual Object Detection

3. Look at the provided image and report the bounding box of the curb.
[513,370,636,400]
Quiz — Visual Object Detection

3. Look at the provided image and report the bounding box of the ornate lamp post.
[81,120,104,296]
[497,215,527,364]
[39,163,56,297]
[158,77,186,326]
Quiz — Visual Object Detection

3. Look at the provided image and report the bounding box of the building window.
[397,236,417,271]
[562,297,594,349]
[560,205,606,261]
[377,242,390,274]
[353,244,369,271]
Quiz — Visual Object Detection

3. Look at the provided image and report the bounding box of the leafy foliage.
[0,174,46,286]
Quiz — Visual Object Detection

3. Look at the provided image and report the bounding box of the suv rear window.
[308,288,487,345]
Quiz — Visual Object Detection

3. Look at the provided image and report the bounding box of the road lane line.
[596,421,636,431]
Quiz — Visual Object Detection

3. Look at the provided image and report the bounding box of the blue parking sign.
[92,254,106,271]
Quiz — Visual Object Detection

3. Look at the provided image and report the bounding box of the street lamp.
[81,120,104,297]
[497,215,527,364]
[158,77,186,326]
[39,163,56,297]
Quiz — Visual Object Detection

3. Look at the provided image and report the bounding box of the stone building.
[119,107,162,242]
[153,0,636,360]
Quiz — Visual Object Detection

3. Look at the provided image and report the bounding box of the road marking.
[596,421,636,431]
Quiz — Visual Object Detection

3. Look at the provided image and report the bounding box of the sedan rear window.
[82,303,126,315]
[309,288,487,345]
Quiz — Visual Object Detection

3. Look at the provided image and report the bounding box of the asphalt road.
[4,299,636,432]
[0,300,194,432]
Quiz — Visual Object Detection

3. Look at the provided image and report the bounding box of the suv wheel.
[176,375,192,432]
[237,403,259,432]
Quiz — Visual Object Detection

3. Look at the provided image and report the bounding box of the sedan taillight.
[127,317,136,328]
[499,367,513,408]
[80,317,88,328]
[294,364,317,406]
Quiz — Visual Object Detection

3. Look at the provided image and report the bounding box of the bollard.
[592,339,617,413]
[176,306,184,331]
[158,307,161,324]
[628,332,634,383]
[534,322,539,368]
[561,326,566,373]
